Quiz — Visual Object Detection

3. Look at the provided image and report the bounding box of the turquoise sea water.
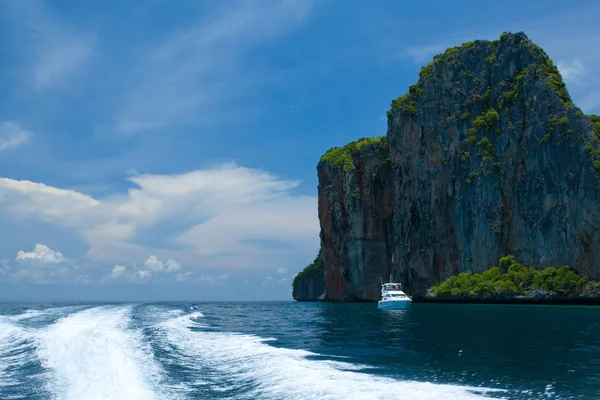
[0,301,598,399]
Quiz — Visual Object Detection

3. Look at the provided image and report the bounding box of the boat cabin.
[380,282,410,299]
[381,283,403,291]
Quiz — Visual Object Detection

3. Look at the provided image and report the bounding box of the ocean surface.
[0,302,598,399]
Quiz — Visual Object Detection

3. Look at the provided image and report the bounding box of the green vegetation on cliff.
[585,115,600,173]
[429,256,600,299]
[320,136,388,172]
[387,31,575,119]
[589,115,600,139]
[292,251,324,289]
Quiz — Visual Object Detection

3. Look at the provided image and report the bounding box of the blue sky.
[0,0,599,301]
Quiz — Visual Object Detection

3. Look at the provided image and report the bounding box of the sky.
[0,0,599,301]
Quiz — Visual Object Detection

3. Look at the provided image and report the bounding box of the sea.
[0,301,598,399]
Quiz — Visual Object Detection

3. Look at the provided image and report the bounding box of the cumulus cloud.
[144,255,181,273]
[108,265,126,278]
[16,244,65,264]
[3,244,88,284]
[0,122,31,152]
[276,267,287,274]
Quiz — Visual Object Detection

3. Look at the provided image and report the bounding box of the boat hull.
[377,299,412,310]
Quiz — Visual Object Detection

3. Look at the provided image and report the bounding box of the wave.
[34,305,179,400]
[3,305,90,326]
[3,309,47,321]
[156,311,505,400]
[0,318,33,391]
[0,311,51,400]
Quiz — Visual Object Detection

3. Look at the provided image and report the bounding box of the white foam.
[4,306,89,324]
[35,305,176,400]
[4,309,46,321]
[158,312,506,400]
[0,318,35,390]
[0,305,83,389]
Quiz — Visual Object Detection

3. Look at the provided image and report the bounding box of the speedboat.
[378,282,412,310]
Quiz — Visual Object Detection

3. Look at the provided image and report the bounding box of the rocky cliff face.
[316,138,394,301]
[295,32,600,301]
[292,251,326,301]
[388,32,600,297]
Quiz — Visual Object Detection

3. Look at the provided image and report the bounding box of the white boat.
[378,282,412,310]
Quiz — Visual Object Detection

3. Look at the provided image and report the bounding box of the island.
[293,31,600,304]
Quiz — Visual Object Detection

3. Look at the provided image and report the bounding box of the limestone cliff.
[294,32,600,301]
[317,137,394,301]
[387,32,600,297]
[292,251,326,301]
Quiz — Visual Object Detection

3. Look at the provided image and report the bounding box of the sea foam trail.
[159,312,506,400]
[35,306,173,400]
[0,318,34,391]
[1,307,83,396]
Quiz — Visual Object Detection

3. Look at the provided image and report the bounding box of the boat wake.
[155,310,504,400]
[1,305,181,400]
[35,305,178,400]
[0,304,512,400]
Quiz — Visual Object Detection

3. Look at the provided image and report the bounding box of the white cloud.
[16,244,65,264]
[6,1,94,90]
[116,0,312,134]
[0,163,319,281]
[6,244,84,284]
[0,122,31,152]
[108,265,126,278]
[175,195,317,257]
[0,177,100,227]
[557,58,585,83]
[137,270,151,279]
[276,267,287,274]
[278,278,288,284]
[144,255,181,273]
